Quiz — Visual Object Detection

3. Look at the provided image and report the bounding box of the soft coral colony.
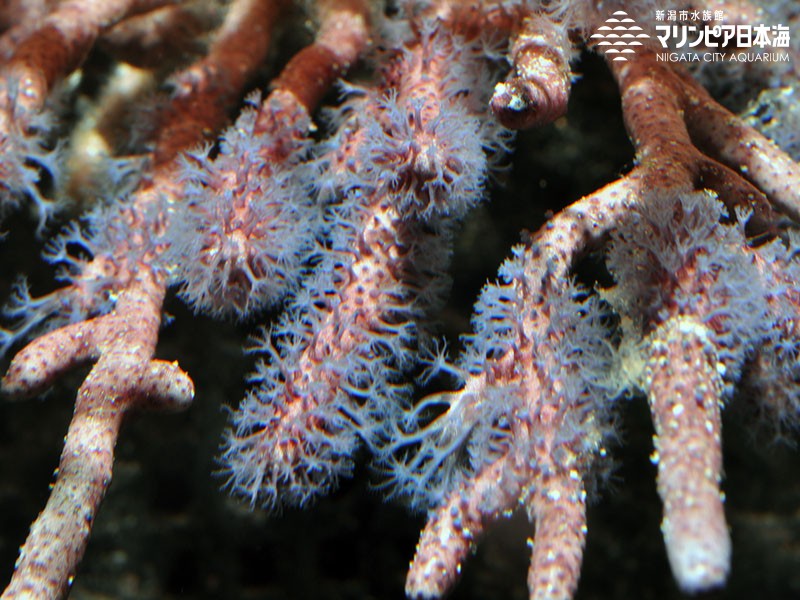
[0,0,798,598]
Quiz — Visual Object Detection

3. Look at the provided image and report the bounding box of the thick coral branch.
[490,9,572,129]
[526,470,586,600]
[0,0,177,225]
[1,267,193,600]
[2,0,175,113]
[0,1,286,596]
[608,49,780,228]
[643,318,728,592]
[406,455,520,598]
[150,0,286,166]
[683,97,800,220]
[272,0,371,114]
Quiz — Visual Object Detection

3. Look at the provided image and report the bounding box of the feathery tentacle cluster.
[220,10,511,511]
[166,90,315,319]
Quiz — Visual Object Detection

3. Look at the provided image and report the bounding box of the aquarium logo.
[590,10,651,61]
[595,8,794,64]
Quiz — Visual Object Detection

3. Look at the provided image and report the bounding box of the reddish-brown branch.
[608,49,782,230]
[683,97,800,221]
[272,0,371,114]
[643,318,729,592]
[1,267,193,600]
[0,1,289,597]
[2,0,177,114]
[490,10,572,129]
[406,454,521,598]
[151,0,287,166]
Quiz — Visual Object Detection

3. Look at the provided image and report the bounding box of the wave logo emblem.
[591,10,650,61]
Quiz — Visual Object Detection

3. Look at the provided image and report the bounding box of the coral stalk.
[644,319,728,590]
[1,1,285,596]
[490,9,573,129]
[526,470,586,600]
[1,268,193,600]
[0,0,177,225]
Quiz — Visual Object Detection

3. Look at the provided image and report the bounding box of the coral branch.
[608,48,778,228]
[406,454,520,598]
[150,0,286,165]
[397,243,619,599]
[490,9,573,129]
[273,0,372,113]
[684,98,800,220]
[526,470,586,600]
[4,0,174,113]
[1,267,193,600]
[643,318,729,592]
[1,1,285,596]
[0,0,177,225]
